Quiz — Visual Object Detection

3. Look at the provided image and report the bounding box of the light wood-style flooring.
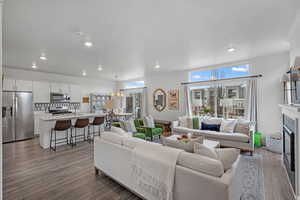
[3,138,294,200]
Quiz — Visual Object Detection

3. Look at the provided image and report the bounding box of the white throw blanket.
[131,142,183,200]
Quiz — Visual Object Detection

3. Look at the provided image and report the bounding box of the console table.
[154,119,172,134]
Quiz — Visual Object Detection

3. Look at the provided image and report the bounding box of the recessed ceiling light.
[32,62,37,69]
[98,65,103,71]
[227,47,236,52]
[39,53,47,60]
[155,62,160,69]
[84,41,93,47]
[82,70,87,76]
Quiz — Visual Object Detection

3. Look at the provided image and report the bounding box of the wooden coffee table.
[166,134,220,148]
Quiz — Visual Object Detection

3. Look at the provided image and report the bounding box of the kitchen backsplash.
[34,102,81,111]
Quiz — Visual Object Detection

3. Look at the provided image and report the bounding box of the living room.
[1,0,300,200]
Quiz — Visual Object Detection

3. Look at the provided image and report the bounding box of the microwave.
[50,93,71,103]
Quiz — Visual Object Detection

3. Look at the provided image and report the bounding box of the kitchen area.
[2,76,115,149]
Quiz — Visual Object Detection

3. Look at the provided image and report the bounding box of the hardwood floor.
[3,138,294,200]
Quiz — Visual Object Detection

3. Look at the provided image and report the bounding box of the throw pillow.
[234,119,251,135]
[201,122,221,132]
[215,148,240,171]
[123,120,137,133]
[178,116,188,127]
[119,120,127,131]
[192,117,200,129]
[220,119,237,133]
[143,115,155,128]
[203,117,223,125]
[111,126,129,137]
[186,116,193,129]
[162,136,204,153]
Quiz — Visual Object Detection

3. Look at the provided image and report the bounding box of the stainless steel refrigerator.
[2,91,34,143]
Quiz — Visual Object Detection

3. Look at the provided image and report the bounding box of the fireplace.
[283,114,296,192]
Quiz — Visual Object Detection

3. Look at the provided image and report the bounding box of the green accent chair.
[134,118,163,141]
[112,120,147,140]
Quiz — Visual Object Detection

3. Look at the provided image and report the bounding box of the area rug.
[238,154,265,200]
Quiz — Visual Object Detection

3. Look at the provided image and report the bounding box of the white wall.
[251,52,289,135]
[0,1,3,199]
[290,9,300,64]
[119,52,290,136]
[3,67,116,112]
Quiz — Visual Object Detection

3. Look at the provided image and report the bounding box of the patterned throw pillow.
[234,119,251,135]
[186,116,193,129]
[220,119,237,133]
[123,120,137,133]
[143,115,155,128]
[178,116,188,127]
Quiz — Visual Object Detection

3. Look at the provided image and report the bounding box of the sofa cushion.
[201,122,221,132]
[101,131,124,145]
[162,136,204,153]
[234,119,251,135]
[220,119,237,133]
[177,152,224,177]
[215,148,240,171]
[173,127,249,143]
[199,130,249,143]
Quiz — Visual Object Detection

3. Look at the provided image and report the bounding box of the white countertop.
[40,113,106,121]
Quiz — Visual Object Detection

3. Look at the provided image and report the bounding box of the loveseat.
[172,116,255,153]
[94,131,243,200]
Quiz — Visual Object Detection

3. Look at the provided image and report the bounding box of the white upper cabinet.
[3,78,16,91]
[15,80,33,91]
[70,84,82,102]
[50,83,70,94]
[33,81,50,103]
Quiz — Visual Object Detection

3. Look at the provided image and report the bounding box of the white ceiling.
[3,0,300,80]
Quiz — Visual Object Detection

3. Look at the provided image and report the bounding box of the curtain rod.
[181,74,262,85]
[120,87,147,91]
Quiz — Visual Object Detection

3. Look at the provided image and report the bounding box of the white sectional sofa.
[172,116,255,153]
[94,131,243,200]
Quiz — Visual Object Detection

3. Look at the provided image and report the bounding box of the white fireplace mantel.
[279,104,300,200]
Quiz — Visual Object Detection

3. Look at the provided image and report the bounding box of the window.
[189,64,249,82]
[190,81,248,119]
[189,64,249,119]
[124,81,145,89]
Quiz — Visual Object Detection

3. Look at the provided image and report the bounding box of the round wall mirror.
[153,88,166,112]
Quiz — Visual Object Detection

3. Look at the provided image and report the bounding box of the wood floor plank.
[3,138,294,200]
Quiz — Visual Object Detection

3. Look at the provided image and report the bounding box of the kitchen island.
[38,113,105,149]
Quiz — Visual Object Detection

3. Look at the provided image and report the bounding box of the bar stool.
[50,120,72,151]
[88,116,105,142]
[71,118,89,146]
